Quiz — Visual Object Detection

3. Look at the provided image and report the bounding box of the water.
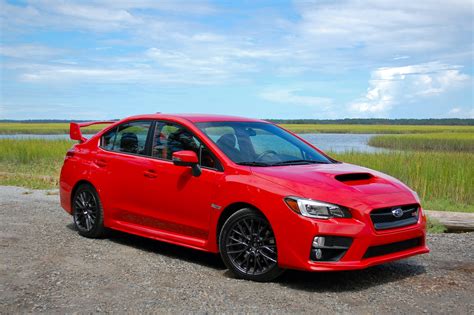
[0,133,386,153]
[300,133,388,153]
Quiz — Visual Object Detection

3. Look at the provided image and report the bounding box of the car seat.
[216,134,242,162]
[120,132,139,153]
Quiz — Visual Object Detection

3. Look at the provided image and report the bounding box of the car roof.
[124,113,268,123]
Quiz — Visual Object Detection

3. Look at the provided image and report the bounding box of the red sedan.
[60,114,429,281]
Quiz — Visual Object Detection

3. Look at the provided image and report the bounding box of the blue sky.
[0,0,473,120]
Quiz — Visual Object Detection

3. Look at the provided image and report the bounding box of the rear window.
[100,121,152,156]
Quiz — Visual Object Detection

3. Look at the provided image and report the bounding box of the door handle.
[144,169,158,178]
[95,159,107,167]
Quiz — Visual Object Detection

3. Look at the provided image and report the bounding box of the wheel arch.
[216,202,266,246]
[70,179,96,204]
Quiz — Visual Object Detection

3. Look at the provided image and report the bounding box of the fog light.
[313,236,325,248]
[310,235,353,262]
[314,248,323,260]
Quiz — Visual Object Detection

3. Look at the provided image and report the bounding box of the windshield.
[196,121,333,166]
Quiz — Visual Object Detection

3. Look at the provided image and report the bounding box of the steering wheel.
[255,150,279,162]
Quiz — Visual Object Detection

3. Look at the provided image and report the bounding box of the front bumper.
[275,207,429,271]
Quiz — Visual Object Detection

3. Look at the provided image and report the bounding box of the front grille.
[363,237,422,259]
[370,204,419,230]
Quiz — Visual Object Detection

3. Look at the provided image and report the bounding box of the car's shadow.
[67,223,426,292]
[66,223,226,270]
[278,262,425,292]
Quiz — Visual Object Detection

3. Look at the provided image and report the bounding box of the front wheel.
[72,184,106,238]
[219,208,284,282]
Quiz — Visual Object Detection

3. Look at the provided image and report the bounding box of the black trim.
[374,217,418,230]
[363,237,422,259]
[144,120,156,157]
[335,173,373,182]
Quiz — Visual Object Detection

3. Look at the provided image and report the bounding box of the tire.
[72,184,106,238]
[219,208,284,282]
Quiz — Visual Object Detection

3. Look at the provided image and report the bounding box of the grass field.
[368,133,474,152]
[331,151,473,213]
[2,122,474,135]
[0,123,103,135]
[281,124,474,134]
[0,139,72,189]
[0,138,472,213]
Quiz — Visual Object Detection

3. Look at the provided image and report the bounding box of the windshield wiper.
[237,161,271,167]
[271,160,329,166]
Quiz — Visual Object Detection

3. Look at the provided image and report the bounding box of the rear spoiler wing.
[70,121,116,142]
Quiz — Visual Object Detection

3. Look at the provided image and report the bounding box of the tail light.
[65,149,75,160]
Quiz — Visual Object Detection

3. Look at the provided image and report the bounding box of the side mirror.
[172,150,201,177]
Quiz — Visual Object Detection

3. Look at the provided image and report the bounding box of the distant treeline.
[1,118,473,126]
[268,118,474,126]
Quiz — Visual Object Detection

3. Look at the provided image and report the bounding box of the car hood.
[250,162,417,210]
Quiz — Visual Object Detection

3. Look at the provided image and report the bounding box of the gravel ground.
[0,186,473,314]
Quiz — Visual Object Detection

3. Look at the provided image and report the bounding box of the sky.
[0,0,473,120]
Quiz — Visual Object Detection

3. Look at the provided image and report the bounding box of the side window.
[100,127,117,150]
[151,122,220,170]
[104,121,152,155]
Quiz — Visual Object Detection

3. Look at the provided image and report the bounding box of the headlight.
[284,197,351,219]
[412,190,421,203]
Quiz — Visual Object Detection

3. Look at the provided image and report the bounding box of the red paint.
[60,114,429,271]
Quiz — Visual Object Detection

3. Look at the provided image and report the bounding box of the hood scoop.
[335,172,374,183]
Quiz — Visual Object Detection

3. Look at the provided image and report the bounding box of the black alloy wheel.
[219,208,284,282]
[72,184,105,238]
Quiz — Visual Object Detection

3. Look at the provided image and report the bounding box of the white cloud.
[350,62,471,115]
[0,44,64,59]
[1,0,472,119]
[449,107,462,114]
[20,67,141,82]
[448,107,474,118]
[191,33,224,42]
[11,61,235,85]
[292,0,473,68]
[259,87,333,108]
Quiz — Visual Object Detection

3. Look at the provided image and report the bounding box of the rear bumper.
[59,163,74,215]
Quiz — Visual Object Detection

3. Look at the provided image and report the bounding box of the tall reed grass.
[0,123,102,135]
[2,122,474,135]
[0,139,472,212]
[0,139,73,189]
[332,151,474,212]
[368,133,474,152]
[281,124,474,134]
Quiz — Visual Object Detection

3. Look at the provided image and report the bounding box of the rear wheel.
[219,208,284,282]
[72,184,105,238]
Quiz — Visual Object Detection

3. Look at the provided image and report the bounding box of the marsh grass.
[368,133,474,152]
[0,139,472,212]
[331,150,473,212]
[0,139,73,189]
[426,217,447,233]
[2,122,474,135]
[281,124,474,134]
[0,123,103,135]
